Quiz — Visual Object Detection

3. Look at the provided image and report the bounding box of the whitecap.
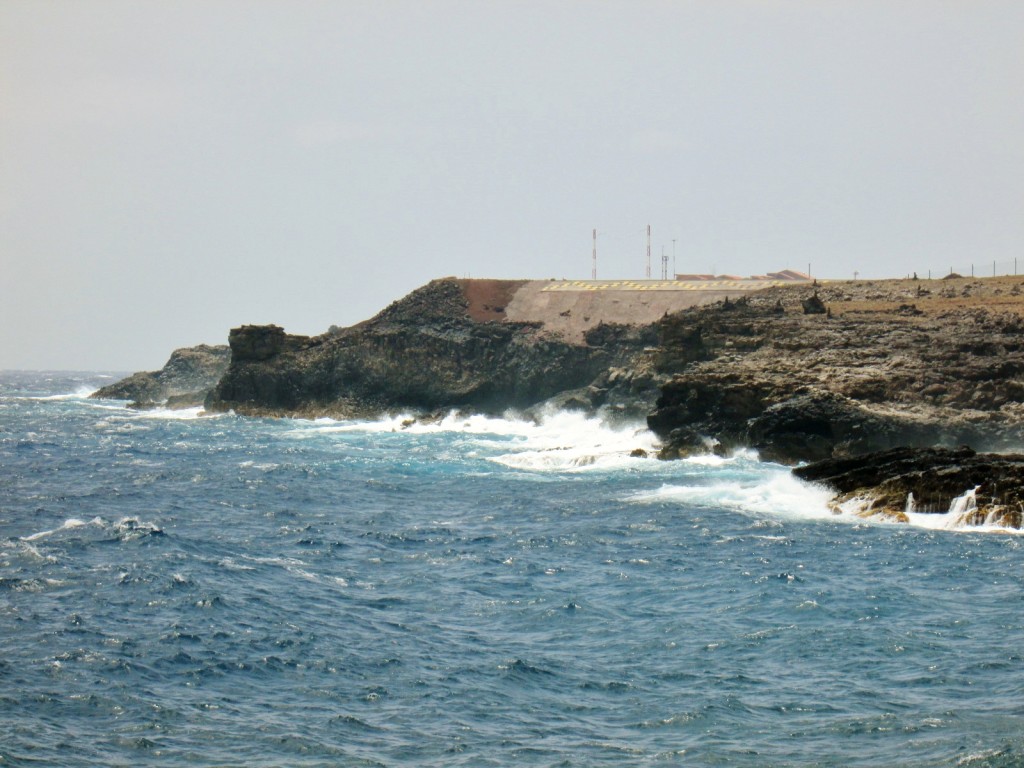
[630,471,837,522]
[128,406,211,421]
[22,386,98,401]
[20,517,98,542]
[483,409,660,472]
[286,406,663,472]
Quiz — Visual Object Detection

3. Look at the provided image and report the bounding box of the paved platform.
[541,279,802,292]
[503,278,810,341]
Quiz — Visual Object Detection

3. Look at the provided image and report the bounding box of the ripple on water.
[2,374,1024,766]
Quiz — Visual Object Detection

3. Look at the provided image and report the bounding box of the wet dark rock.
[746,391,931,464]
[656,426,709,460]
[793,446,1024,528]
[91,345,230,407]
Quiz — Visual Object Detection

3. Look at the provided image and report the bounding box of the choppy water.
[2,371,1023,767]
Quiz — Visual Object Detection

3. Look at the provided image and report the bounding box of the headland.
[93,273,1024,527]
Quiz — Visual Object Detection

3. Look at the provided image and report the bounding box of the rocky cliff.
[647,277,1024,463]
[92,274,1024,529]
[205,278,660,419]
[97,275,1024,472]
[91,344,230,408]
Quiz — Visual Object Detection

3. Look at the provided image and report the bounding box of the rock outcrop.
[648,278,1024,463]
[205,279,659,419]
[91,345,230,408]
[793,446,1024,528]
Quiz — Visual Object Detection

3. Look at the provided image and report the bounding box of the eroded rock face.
[793,446,1024,528]
[91,345,230,408]
[647,280,1024,463]
[229,325,293,361]
[205,279,657,419]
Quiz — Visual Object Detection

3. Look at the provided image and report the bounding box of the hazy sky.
[2,1,1023,370]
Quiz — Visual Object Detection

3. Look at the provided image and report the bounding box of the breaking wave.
[288,407,661,473]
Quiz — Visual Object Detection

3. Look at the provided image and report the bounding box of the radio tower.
[646,225,651,279]
[661,246,668,280]
[592,229,597,280]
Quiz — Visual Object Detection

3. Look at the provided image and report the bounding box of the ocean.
[2,371,1023,767]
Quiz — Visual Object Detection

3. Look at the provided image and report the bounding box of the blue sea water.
[2,371,1023,767]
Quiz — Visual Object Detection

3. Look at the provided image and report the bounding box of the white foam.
[288,407,663,472]
[903,486,1023,534]
[129,406,210,420]
[630,471,839,521]
[814,484,1024,535]
[482,410,660,472]
[21,517,102,541]
[293,410,550,438]
[22,386,98,401]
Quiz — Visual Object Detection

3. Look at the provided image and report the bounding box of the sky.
[2,0,1023,371]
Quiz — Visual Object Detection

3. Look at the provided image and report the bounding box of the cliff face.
[648,278,1024,463]
[205,279,658,418]
[91,344,230,408]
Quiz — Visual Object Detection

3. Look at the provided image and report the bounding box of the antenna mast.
[646,224,651,279]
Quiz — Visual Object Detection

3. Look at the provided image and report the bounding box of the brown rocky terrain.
[648,276,1024,463]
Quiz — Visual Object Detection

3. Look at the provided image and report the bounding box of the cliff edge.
[204,278,660,419]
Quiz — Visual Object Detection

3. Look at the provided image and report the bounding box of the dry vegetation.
[817,275,1024,318]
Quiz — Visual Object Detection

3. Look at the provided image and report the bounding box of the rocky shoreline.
[92,275,1024,528]
[648,281,1024,463]
[794,446,1024,529]
[91,344,230,409]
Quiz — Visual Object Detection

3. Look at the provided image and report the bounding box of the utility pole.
[672,238,677,279]
[592,229,597,280]
[661,246,668,280]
